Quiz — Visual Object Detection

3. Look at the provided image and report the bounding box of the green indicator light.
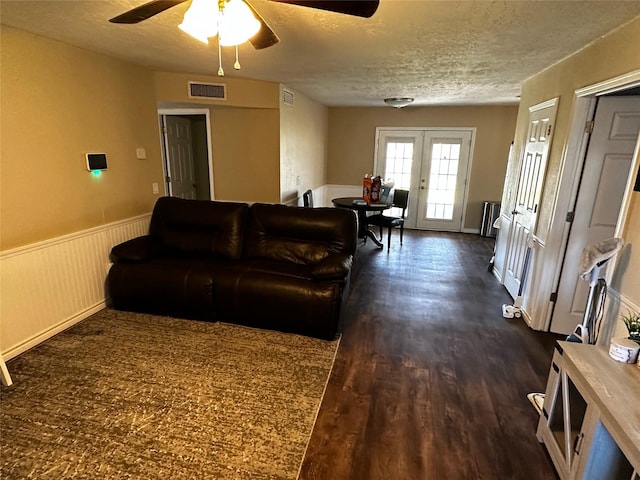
[92,170,102,177]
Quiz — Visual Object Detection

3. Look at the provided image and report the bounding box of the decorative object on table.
[370,175,382,203]
[380,179,394,204]
[608,337,640,363]
[366,189,409,249]
[362,174,372,203]
[621,310,640,342]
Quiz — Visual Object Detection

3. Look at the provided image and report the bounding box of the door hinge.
[585,121,594,134]
[566,211,575,223]
[550,292,558,303]
[165,176,171,183]
[547,124,552,136]
[161,126,168,134]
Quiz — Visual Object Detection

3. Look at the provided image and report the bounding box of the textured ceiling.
[2,0,640,107]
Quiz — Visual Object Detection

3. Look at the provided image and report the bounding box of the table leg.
[355,210,384,248]
[1,356,13,387]
[364,228,384,248]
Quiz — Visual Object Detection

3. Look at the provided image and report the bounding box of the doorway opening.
[158,109,214,200]
[374,128,474,231]
[532,71,640,334]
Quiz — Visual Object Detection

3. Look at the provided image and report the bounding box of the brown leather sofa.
[107,196,358,340]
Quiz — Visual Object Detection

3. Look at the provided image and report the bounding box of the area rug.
[0,309,339,480]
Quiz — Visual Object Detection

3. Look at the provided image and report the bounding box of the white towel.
[579,237,624,279]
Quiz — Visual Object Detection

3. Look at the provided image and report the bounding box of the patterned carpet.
[0,309,339,480]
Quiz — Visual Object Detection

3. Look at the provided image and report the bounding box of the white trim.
[575,70,640,98]
[158,108,216,200]
[541,69,640,333]
[529,97,559,112]
[373,127,476,233]
[0,213,151,259]
[4,302,106,361]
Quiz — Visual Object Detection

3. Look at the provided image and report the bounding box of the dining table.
[331,197,391,248]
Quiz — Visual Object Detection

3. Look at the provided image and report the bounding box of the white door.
[415,131,472,231]
[374,128,472,231]
[551,96,640,334]
[162,115,197,199]
[503,99,558,298]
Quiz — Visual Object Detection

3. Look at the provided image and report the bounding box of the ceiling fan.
[109,0,380,50]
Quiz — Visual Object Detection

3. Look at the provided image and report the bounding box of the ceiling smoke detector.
[384,97,414,108]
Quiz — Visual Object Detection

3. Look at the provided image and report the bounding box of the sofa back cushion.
[244,203,357,264]
[149,197,248,259]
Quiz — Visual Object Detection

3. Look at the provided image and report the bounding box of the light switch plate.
[136,148,147,159]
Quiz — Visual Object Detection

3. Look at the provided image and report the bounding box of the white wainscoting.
[0,215,151,359]
[598,289,640,347]
[294,184,362,208]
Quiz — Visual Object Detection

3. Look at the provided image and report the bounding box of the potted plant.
[621,310,640,343]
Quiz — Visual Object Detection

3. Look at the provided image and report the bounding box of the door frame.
[532,69,640,332]
[372,127,476,232]
[158,108,215,200]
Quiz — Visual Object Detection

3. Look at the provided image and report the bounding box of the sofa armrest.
[110,235,166,263]
[310,253,353,280]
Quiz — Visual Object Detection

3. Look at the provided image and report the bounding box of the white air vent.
[188,82,226,100]
[282,88,295,106]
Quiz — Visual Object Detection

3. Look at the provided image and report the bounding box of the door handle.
[511,210,520,215]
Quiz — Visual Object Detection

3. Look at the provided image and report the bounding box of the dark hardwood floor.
[300,230,562,480]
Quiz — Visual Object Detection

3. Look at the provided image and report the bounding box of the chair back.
[392,189,409,217]
[303,189,314,208]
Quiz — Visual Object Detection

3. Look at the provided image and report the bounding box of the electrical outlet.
[296,175,301,186]
[152,182,159,194]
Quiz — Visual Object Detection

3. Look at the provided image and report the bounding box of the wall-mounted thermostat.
[86,153,108,171]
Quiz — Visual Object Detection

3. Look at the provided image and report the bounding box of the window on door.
[383,140,414,190]
[426,141,461,220]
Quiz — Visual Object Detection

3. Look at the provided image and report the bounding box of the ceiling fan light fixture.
[179,0,219,44]
[384,97,414,108]
[218,0,260,46]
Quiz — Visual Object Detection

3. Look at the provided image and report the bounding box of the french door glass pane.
[384,140,413,190]
[426,141,461,220]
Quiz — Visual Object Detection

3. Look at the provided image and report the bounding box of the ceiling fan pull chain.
[217,40,224,76]
[234,45,241,70]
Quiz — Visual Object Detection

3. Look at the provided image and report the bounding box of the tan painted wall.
[327,106,518,230]
[154,71,280,109]
[153,72,281,203]
[1,26,164,251]
[279,86,328,204]
[209,107,280,202]
[515,16,640,308]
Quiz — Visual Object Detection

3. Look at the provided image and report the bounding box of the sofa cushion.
[149,197,248,259]
[107,262,215,321]
[243,203,357,264]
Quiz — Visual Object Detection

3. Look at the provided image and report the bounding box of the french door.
[374,128,473,231]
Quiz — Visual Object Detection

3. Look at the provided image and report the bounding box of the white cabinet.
[537,342,640,480]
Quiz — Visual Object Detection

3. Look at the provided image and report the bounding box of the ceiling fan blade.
[109,0,188,24]
[271,0,379,18]
[245,1,280,50]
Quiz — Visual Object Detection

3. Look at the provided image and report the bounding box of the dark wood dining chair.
[303,189,314,207]
[366,189,409,249]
